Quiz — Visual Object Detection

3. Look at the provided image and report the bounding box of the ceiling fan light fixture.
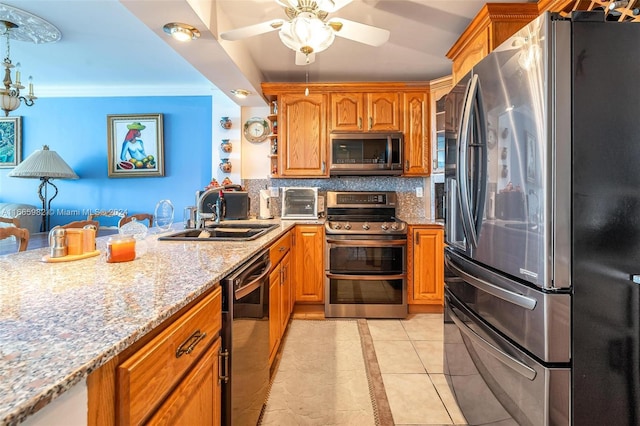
[279,12,335,55]
[230,89,251,99]
[163,23,200,42]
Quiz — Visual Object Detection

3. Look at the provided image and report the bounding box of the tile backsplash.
[243,176,429,219]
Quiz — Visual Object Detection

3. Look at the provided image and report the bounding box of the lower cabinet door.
[269,265,282,365]
[148,337,221,426]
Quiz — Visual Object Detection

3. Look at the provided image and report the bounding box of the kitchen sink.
[158,223,279,242]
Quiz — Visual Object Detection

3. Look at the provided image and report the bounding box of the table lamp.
[8,145,79,232]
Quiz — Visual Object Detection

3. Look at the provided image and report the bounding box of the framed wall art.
[0,116,22,168]
[107,113,164,177]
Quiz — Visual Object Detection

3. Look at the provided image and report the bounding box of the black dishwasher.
[221,249,271,426]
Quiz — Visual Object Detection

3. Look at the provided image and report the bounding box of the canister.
[106,235,136,263]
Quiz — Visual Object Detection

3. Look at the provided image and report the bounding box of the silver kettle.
[49,226,68,258]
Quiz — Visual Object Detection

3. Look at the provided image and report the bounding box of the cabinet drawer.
[270,231,291,268]
[118,286,222,425]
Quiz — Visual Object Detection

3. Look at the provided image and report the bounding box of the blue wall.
[0,96,213,228]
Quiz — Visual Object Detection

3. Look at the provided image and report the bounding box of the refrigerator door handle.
[445,253,537,310]
[447,296,537,381]
[456,74,487,249]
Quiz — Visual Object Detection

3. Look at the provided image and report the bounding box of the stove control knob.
[381,223,389,231]
[362,222,370,230]
[333,223,342,230]
[391,223,399,231]
[344,223,351,230]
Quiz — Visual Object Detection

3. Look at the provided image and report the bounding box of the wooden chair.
[0,227,30,252]
[61,220,100,231]
[0,216,20,228]
[119,213,154,228]
[87,211,125,229]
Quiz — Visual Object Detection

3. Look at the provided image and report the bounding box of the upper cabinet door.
[403,91,430,176]
[330,93,365,131]
[279,93,329,177]
[367,92,402,131]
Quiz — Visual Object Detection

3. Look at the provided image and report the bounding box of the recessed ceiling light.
[163,22,200,42]
[231,89,251,99]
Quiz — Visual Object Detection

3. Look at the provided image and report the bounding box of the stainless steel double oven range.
[324,191,408,319]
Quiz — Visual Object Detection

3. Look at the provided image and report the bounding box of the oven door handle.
[326,239,406,246]
[326,273,406,281]
[235,260,272,300]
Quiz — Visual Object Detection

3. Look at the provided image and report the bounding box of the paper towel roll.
[259,189,273,219]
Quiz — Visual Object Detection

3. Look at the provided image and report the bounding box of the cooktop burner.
[324,191,407,235]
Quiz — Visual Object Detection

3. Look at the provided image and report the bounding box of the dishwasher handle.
[234,259,272,300]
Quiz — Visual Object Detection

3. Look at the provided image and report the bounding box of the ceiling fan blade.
[328,18,390,47]
[295,51,316,66]
[220,19,284,41]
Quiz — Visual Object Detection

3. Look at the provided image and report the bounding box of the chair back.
[87,211,125,229]
[119,213,154,228]
[62,220,100,231]
[0,216,20,228]
[0,227,30,252]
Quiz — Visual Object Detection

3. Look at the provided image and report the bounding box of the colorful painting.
[0,117,22,168]
[107,113,164,177]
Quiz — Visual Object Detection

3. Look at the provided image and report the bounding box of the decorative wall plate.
[243,117,271,142]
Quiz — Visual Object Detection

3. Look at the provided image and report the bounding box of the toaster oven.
[281,187,320,219]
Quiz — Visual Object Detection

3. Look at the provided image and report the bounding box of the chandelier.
[0,4,61,117]
[1,21,35,116]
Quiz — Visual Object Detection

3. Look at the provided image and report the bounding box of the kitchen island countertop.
[0,219,295,425]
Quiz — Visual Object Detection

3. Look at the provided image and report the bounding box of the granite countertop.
[400,216,445,226]
[0,219,295,425]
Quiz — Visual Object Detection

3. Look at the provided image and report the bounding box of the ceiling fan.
[220,0,390,65]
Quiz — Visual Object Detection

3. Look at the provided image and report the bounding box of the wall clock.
[243,117,271,142]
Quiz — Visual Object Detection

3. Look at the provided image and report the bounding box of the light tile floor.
[368,313,467,425]
[269,312,468,425]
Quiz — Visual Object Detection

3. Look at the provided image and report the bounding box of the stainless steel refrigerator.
[443,11,640,426]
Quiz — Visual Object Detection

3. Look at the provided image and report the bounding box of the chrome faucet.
[196,187,225,228]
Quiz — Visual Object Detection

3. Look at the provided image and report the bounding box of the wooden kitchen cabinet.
[331,91,401,132]
[269,263,282,365]
[262,82,430,177]
[148,338,221,426]
[88,286,222,426]
[330,92,365,131]
[446,3,539,85]
[368,92,402,131]
[292,224,324,303]
[430,76,452,174]
[408,226,444,309]
[403,91,430,175]
[269,231,292,365]
[277,92,329,177]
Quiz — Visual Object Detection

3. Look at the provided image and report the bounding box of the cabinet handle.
[219,349,229,384]
[368,117,372,129]
[175,329,207,358]
[279,246,286,252]
[358,117,362,129]
[322,161,326,173]
[405,160,409,171]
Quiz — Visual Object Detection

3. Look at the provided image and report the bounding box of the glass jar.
[106,235,136,263]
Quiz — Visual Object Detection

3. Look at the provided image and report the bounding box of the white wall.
[240,106,271,179]
[211,91,242,185]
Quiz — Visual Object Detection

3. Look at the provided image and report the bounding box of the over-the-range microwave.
[329,132,404,176]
